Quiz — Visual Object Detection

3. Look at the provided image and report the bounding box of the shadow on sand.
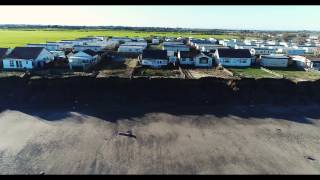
[0,101,319,125]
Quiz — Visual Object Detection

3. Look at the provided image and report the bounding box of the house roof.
[261,55,288,59]
[217,49,252,58]
[142,50,167,59]
[0,48,9,58]
[82,49,97,56]
[179,50,201,58]
[6,47,44,59]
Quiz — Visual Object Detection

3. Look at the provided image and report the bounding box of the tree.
[282,32,290,42]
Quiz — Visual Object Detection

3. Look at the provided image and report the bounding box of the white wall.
[217,57,251,67]
[3,59,33,69]
[141,59,168,68]
[194,55,213,67]
[179,57,194,65]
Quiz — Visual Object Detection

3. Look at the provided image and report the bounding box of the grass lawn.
[228,67,277,78]
[0,29,240,48]
[270,67,320,81]
[0,71,24,78]
[134,67,181,77]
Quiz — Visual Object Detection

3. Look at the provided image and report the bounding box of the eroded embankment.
[0,76,319,106]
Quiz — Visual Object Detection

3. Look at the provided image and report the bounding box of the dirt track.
[0,104,320,174]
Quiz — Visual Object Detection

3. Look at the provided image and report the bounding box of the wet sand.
[0,104,320,174]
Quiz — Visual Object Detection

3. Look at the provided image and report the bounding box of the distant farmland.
[0,29,240,48]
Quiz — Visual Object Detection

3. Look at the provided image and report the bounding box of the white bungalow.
[260,55,288,68]
[68,49,99,70]
[215,49,252,67]
[194,53,213,67]
[2,47,54,69]
[139,50,168,68]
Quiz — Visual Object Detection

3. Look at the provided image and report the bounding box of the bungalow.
[139,50,168,68]
[68,49,99,70]
[117,45,145,53]
[215,49,252,67]
[73,45,103,52]
[2,47,54,69]
[178,51,198,65]
[194,52,213,67]
[260,55,288,68]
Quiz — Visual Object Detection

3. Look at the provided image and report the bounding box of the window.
[9,60,14,67]
[240,59,248,63]
[223,58,230,63]
[199,57,208,64]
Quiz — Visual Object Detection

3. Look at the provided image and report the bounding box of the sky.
[0,5,320,31]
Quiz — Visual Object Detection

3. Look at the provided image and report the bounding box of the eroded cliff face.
[0,76,319,106]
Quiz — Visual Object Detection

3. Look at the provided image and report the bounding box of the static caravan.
[285,48,306,55]
[73,45,103,52]
[123,41,148,48]
[117,45,145,53]
[260,55,288,68]
[252,48,276,55]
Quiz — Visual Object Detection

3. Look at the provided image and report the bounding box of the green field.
[228,67,277,78]
[0,29,239,48]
